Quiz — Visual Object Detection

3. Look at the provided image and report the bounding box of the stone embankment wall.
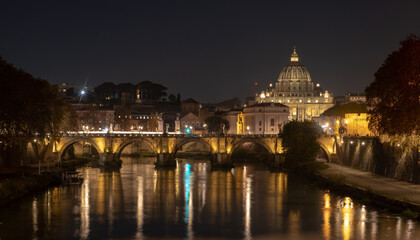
[338,135,420,183]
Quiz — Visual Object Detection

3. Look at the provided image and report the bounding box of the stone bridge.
[54,132,337,167]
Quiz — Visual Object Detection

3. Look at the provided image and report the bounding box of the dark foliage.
[94,82,116,100]
[279,120,322,169]
[0,57,75,165]
[365,35,420,135]
[204,116,230,134]
[137,81,167,101]
[168,94,176,102]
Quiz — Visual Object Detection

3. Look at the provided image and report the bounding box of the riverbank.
[0,173,60,207]
[315,162,420,218]
[0,158,94,207]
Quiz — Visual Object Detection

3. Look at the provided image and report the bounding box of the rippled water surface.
[1,157,419,239]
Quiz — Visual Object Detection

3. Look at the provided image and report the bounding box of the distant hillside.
[205,97,242,109]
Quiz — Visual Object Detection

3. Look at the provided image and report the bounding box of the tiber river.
[0,157,419,240]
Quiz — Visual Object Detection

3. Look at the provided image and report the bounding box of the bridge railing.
[61,131,281,138]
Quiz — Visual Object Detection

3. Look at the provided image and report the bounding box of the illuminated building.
[345,93,366,103]
[181,98,206,133]
[224,103,289,134]
[242,103,289,134]
[255,48,334,121]
[344,113,372,136]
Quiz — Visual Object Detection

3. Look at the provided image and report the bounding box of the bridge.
[53,132,337,168]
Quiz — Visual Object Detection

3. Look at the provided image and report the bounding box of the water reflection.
[136,175,143,239]
[0,158,419,239]
[184,163,193,239]
[244,174,252,240]
[322,193,331,240]
[32,197,38,239]
[80,171,90,239]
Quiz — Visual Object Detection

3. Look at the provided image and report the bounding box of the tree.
[0,57,73,165]
[168,94,176,102]
[94,82,115,100]
[279,120,322,169]
[365,35,420,135]
[204,116,230,134]
[137,81,167,101]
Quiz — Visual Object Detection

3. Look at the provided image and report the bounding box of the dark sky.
[1,1,419,103]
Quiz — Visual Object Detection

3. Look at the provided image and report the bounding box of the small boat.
[62,171,84,185]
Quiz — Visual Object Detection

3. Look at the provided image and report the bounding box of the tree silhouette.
[365,35,420,135]
[279,120,321,169]
[137,81,167,101]
[0,57,74,165]
[204,116,230,134]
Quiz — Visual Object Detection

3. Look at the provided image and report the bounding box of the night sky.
[1,1,419,103]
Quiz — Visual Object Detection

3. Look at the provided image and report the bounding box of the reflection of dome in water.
[278,48,311,82]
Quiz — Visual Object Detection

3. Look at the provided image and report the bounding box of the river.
[0,157,419,240]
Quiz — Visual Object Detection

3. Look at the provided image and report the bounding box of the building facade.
[344,113,372,136]
[238,103,289,134]
[223,109,243,134]
[255,48,334,121]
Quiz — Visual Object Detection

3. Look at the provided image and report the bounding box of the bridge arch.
[318,143,331,162]
[59,138,101,161]
[229,138,275,155]
[115,138,157,159]
[173,138,214,156]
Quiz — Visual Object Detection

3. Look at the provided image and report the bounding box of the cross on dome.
[291,46,299,62]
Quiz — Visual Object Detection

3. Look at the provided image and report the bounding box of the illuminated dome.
[278,48,311,82]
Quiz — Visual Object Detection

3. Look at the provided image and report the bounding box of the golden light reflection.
[324,193,330,209]
[405,220,415,240]
[288,210,301,238]
[322,208,331,240]
[175,166,179,199]
[96,172,105,215]
[80,171,90,240]
[32,197,38,239]
[47,189,51,229]
[322,192,331,240]
[153,171,157,193]
[396,217,402,240]
[340,197,354,240]
[197,163,207,210]
[244,176,252,240]
[370,211,378,240]
[359,205,366,239]
[266,172,287,230]
[136,176,143,239]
